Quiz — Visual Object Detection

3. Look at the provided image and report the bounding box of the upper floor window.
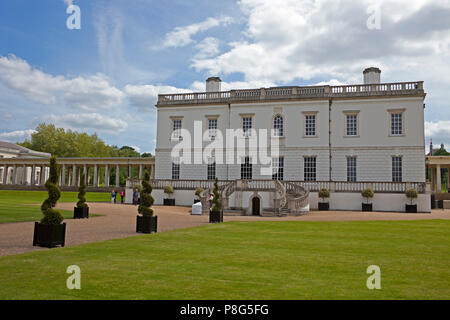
[272,157,284,181]
[392,156,402,182]
[172,119,182,139]
[208,119,217,139]
[243,117,253,137]
[273,115,284,137]
[304,157,317,181]
[345,113,359,136]
[347,157,357,182]
[389,110,405,136]
[303,112,317,137]
[241,157,252,180]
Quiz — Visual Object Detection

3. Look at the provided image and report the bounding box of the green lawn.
[0,220,448,300]
[0,191,109,224]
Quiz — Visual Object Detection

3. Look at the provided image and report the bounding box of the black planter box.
[194,199,201,204]
[431,194,436,209]
[318,202,329,211]
[33,222,66,248]
[362,203,373,212]
[437,200,444,209]
[163,198,175,206]
[136,215,158,234]
[73,207,89,219]
[405,204,418,213]
[209,210,223,223]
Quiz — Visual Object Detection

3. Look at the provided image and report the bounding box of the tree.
[138,171,154,217]
[40,156,64,225]
[361,188,374,204]
[118,146,140,158]
[318,188,330,203]
[211,178,222,212]
[77,173,88,209]
[141,153,153,158]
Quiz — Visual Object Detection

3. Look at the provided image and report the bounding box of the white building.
[153,68,430,214]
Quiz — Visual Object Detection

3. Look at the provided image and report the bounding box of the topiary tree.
[40,156,64,225]
[195,187,204,198]
[318,187,330,203]
[211,178,221,212]
[361,188,374,204]
[138,171,154,217]
[405,188,418,205]
[76,172,88,209]
[164,185,174,198]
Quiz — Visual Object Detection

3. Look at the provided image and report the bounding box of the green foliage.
[164,185,174,195]
[211,178,222,212]
[118,146,141,158]
[76,173,88,209]
[405,188,418,205]
[433,149,450,156]
[141,153,153,158]
[138,171,154,217]
[195,188,204,197]
[318,188,330,202]
[40,157,64,225]
[361,188,374,203]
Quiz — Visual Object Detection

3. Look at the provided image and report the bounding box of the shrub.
[195,187,204,197]
[211,178,221,212]
[164,185,174,195]
[361,188,374,204]
[405,188,418,205]
[318,187,330,203]
[138,171,154,217]
[40,156,64,225]
[76,172,88,209]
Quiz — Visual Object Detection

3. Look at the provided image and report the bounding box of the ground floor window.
[392,156,402,182]
[172,159,180,180]
[347,157,357,182]
[304,157,316,181]
[272,157,284,181]
[241,157,252,180]
[207,158,216,180]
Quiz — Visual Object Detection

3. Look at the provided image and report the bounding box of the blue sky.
[1,0,450,154]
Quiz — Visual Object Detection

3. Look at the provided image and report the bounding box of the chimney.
[430,140,433,156]
[206,77,222,92]
[363,67,381,84]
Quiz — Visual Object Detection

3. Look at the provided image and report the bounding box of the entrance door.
[252,197,260,216]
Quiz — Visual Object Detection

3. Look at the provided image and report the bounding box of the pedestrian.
[133,189,139,205]
[120,190,125,204]
[209,192,214,209]
[111,189,116,204]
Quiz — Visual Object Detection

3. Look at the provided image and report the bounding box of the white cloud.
[41,113,128,134]
[193,37,220,60]
[124,84,191,110]
[158,16,233,49]
[63,0,74,6]
[0,55,124,111]
[0,129,36,143]
[425,121,450,147]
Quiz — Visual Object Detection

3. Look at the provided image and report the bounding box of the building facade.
[153,68,430,213]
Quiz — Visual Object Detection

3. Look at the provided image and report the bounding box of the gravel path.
[1,203,449,258]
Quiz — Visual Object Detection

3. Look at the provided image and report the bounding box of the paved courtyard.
[1,203,449,257]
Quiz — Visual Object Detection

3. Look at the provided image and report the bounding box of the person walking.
[120,190,125,204]
[111,189,116,204]
[133,189,139,205]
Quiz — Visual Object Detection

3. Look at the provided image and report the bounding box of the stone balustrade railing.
[157,82,424,106]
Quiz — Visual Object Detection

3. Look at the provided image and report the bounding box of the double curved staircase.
[200,180,310,216]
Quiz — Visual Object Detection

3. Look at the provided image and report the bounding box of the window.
[347,157,357,182]
[172,119,182,139]
[391,113,403,135]
[172,158,180,180]
[304,157,316,181]
[305,115,316,137]
[273,115,284,137]
[208,119,217,139]
[241,157,252,180]
[346,114,358,136]
[392,157,402,182]
[243,117,252,137]
[272,157,284,181]
[207,158,216,180]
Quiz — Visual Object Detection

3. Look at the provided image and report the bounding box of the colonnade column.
[105,164,110,187]
[83,165,87,185]
[61,165,66,186]
[2,165,8,184]
[31,165,36,185]
[94,165,98,188]
[139,164,143,180]
[21,165,26,185]
[72,165,77,187]
[11,165,17,185]
[436,164,442,193]
[115,164,120,187]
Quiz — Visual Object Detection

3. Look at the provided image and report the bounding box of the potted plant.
[74,172,89,219]
[33,156,66,248]
[136,171,157,234]
[194,187,204,204]
[210,178,223,223]
[361,188,374,212]
[318,187,330,211]
[163,185,175,206]
[405,188,418,213]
